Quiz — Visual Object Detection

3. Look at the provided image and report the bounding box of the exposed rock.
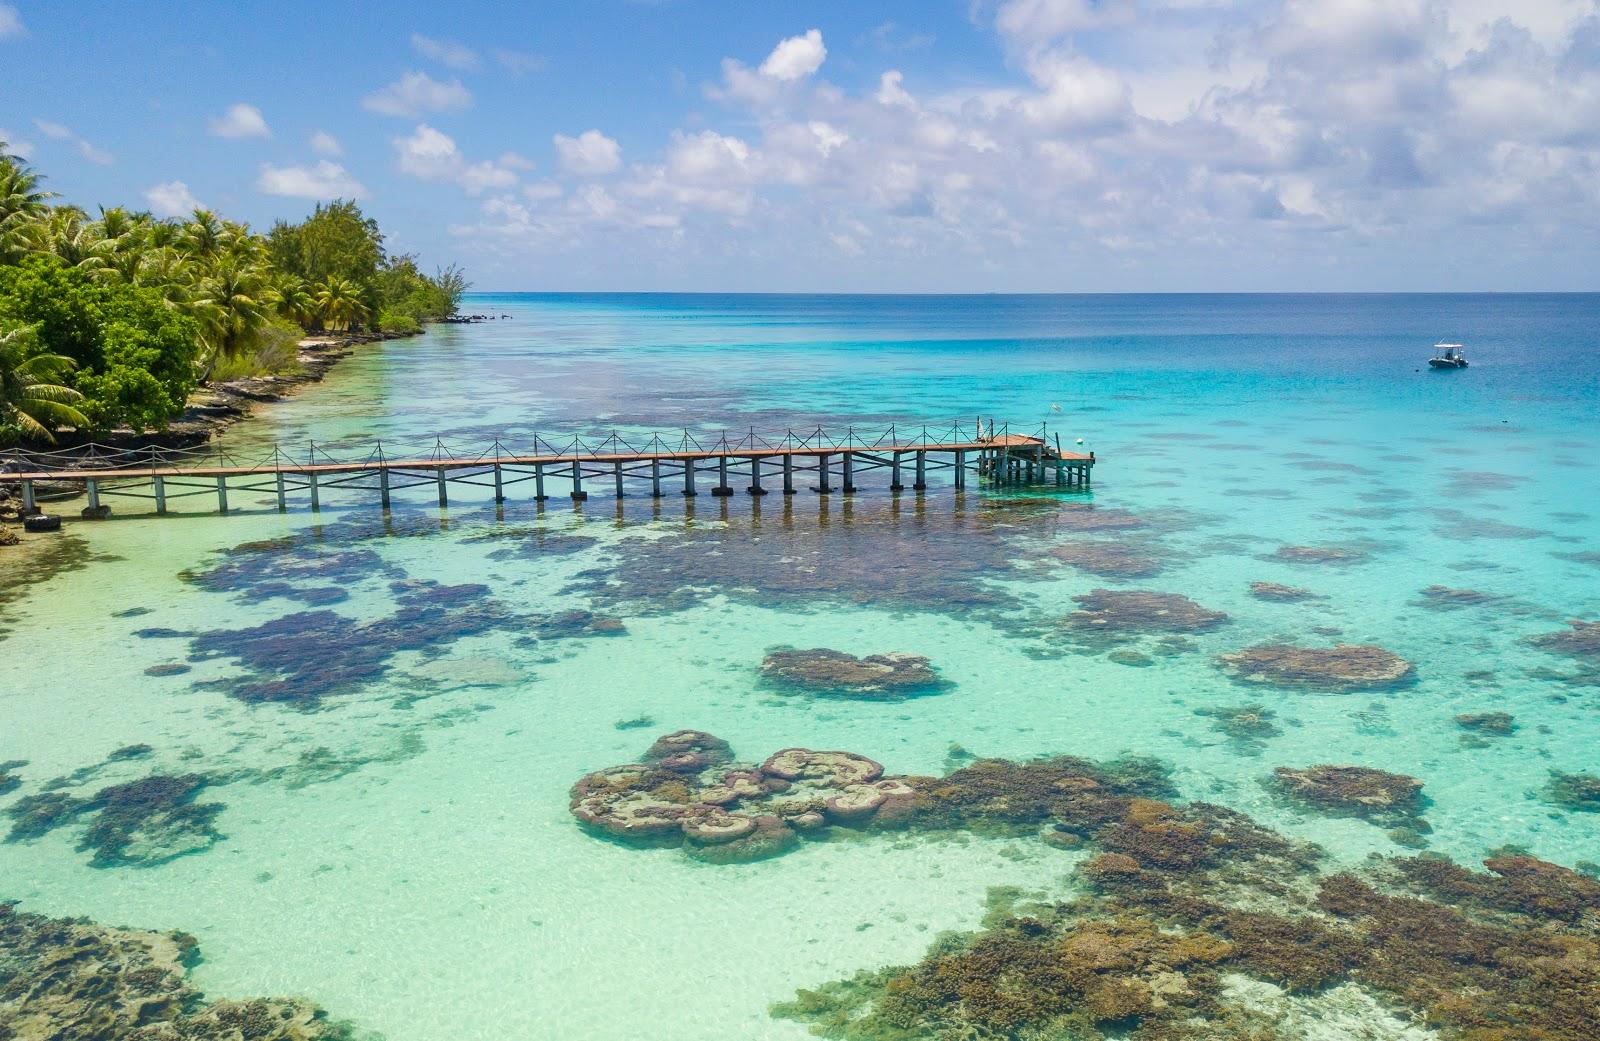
[0,903,355,1040]
[760,647,944,699]
[1272,765,1426,825]
[1218,644,1415,692]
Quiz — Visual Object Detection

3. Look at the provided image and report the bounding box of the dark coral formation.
[1193,704,1280,755]
[1271,765,1427,827]
[1062,589,1227,640]
[1267,544,1370,565]
[1046,541,1165,578]
[0,759,24,796]
[524,608,626,638]
[569,732,1178,864]
[178,540,399,606]
[1455,710,1515,735]
[1531,619,1600,661]
[564,496,1121,620]
[760,647,944,699]
[0,903,356,1039]
[1247,581,1319,602]
[5,773,223,867]
[188,580,523,704]
[1217,643,1414,692]
[1543,770,1600,812]
[1414,584,1500,610]
[776,775,1600,1041]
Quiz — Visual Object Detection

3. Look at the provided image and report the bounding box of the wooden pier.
[1,420,1093,520]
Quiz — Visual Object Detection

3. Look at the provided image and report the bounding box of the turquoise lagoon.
[2,293,1599,1039]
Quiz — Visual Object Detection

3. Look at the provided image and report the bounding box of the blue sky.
[3,0,1599,291]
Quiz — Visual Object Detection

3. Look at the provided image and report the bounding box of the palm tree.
[193,256,268,363]
[0,326,90,445]
[180,209,224,259]
[0,145,56,264]
[315,276,369,333]
[35,207,110,272]
[268,274,318,329]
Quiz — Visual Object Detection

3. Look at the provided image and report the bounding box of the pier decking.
[2,420,1093,519]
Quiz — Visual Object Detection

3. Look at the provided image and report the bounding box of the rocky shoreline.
[0,328,419,522]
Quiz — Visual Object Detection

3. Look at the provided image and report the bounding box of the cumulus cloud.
[255,160,365,199]
[34,119,113,164]
[455,4,1600,288]
[309,130,342,156]
[554,129,622,175]
[759,28,827,80]
[362,71,472,117]
[0,4,22,39]
[411,32,478,70]
[208,103,271,139]
[393,123,529,195]
[144,181,202,217]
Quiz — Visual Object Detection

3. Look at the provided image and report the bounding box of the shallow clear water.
[3,293,1599,1040]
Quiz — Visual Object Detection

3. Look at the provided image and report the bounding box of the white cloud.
[33,119,113,164]
[144,181,203,217]
[554,129,622,175]
[393,123,527,195]
[255,160,365,199]
[0,128,35,158]
[309,130,342,156]
[362,71,473,117]
[495,48,547,75]
[759,28,827,81]
[208,103,271,140]
[411,32,478,70]
[995,0,1137,47]
[0,4,22,39]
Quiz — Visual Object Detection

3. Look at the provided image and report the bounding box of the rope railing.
[1,417,1057,477]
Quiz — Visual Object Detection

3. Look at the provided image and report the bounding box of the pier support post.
[713,455,733,496]
[651,458,662,497]
[782,454,795,494]
[913,451,927,491]
[86,479,101,513]
[534,462,547,501]
[20,479,35,514]
[842,452,855,493]
[890,452,903,491]
[275,471,287,511]
[380,467,391,509]
[153,476,167,514]
[215,476,229,513]
[437,467,449,507]
[614,461,624,498]
[955,450,966,489]
[308,472,320,511]
[493,464,504,503]
[571,460,587,501]
[683,458,697,496]
[817,454,832,493]
[748,457,766,495]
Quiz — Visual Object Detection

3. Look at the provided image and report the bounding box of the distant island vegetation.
[0,140,466,445]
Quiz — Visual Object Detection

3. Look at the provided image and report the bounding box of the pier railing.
[2,418,1094,519]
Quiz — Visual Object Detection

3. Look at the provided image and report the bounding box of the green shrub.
[377,309,422,335]
[207,319,303,382]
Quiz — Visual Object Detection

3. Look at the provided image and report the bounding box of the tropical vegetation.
[0,140,467,445]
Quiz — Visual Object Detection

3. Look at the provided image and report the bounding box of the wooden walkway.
[2,420,1093,519]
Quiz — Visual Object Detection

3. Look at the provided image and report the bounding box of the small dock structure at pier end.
[2,419,1094,520]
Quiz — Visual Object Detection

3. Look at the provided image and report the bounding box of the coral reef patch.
[1455,711,1515,735]
[1193,704,1281,755]
[1267,544,1371,566]
[1046,541,1166,578]
[1543,770,1600,812]
[1247,581,1320,602]
[0,903,357,1039]
[5,773,223,868]
[569,732,1179,864]
[1062,589,1228,641]
[1271,765,1427,827]
[1217,643,1415,692]
[760,647,945,699]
